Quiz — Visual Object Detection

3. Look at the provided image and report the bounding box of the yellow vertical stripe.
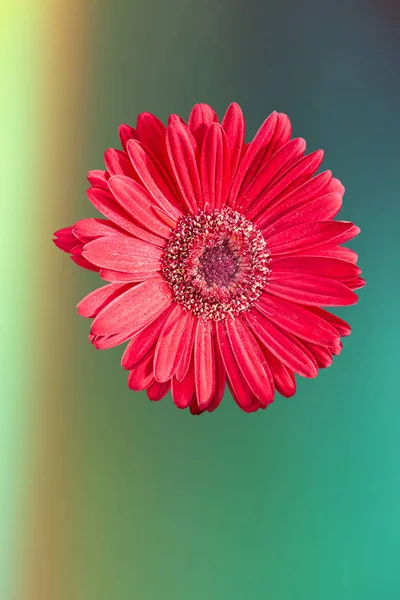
[1,2,89,599]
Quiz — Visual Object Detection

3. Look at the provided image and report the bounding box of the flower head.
[54,103,364,414]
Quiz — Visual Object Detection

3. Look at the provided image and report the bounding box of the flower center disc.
[198,241,239,287]
[162,209,270,320]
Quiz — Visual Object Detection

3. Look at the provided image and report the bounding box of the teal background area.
[55,1,400,598]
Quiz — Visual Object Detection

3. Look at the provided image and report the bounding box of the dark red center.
[198,241,239,288]
[162,208,270,320]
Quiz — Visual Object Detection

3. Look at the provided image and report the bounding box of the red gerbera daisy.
[54,103,364,414]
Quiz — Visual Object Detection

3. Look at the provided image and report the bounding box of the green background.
[4,0,400,598]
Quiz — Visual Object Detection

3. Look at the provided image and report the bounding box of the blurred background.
[2,0,400,598]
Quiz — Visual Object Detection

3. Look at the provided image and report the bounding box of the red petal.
[207,335,226,412]
[221,102,245,182]
[93,328,134,350]
[344,277,366,290]
[70,245,86,257]
[306,307,351,337]
[267,221,360,255]
[326,176,345,196]
[200,123,231,211]
[302,340,333,368]
[87,186,165,246]
[77,283,131,318]
[91,277,172,337]
[256,294,340,346]
[152,206,177,228]
[194,319,215,409]
[258,170,333,228]
[228,111,279,208]
[290,243,359,263]
[175,313,197,381]
[118,124,137,150]
[265,274,358,306]
[104,148,136,178]
[136,112,168,167]
[53,225,76,240]
[87,170,109,188]
[239,113,294,203]
[237,137,306,212]
[331,341,343,356]
[153,305,192,382]
[121,307,173,369]
[216,321,254,410]
[270,256,361,280]
[83,233,162,273]
[245,309,318,378]
[53,226,78,253]
[71,254,99,272]
[227,381,260,413]
[250,150,325,224]
[188,103,218,147]
[172,361,195,409]
[108,176,171,239]
[264,113,292,158]
[225,317,274,406]
[189,396,203,415]
[166,122,203,214]
[53,237,78,253]
[126,139,182,219]
[263,348,296,398]
[147,380,171,401]
[263,193,343,236]
[128,351,154,391]
[168,114,185,125]
[72,218,121,242]
[99,269,150,283]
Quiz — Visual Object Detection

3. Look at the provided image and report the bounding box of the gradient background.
[3,0,400,598]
